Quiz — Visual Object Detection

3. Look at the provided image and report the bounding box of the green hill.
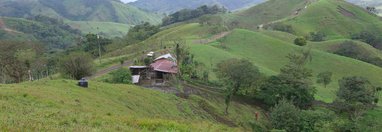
[281,0,382,39]
[225,0,309,30]
[106,23,382,104]
[0,0,161,37]
[0,17,80,50]
[0,79,266,131]
[0,0,161,25]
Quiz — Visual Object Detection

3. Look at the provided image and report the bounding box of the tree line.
[162,5,227,26]
[214,49,381,131]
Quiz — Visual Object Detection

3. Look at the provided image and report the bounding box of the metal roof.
[150,59,178,74]
[154,53,176,61]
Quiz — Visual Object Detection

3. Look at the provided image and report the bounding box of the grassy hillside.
[0,79,266,131]
[0,0,161,25]
[1,17,79,49]
[282,0,382,39]
[226,0,308,30]
[67,21,130,38]
[104,23,382,105]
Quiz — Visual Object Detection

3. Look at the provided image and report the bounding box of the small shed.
[129,66,149,84]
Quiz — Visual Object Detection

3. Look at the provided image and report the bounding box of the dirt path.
[85,61,133,79]
[194,31,231,44]
[0,18,23,34]
[258,0,314,30]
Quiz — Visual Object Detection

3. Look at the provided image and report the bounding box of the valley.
[1,0,382,131]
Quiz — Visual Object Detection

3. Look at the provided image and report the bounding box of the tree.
[125,22,160,44]
[162,5,226,26]
[81,33,112,57]
[366,6,378,15]
[270,99,302,132]
[351,31,382,49]
[258,49,316,108]
[294,37,307,46]
[316,71,332,88]
[335,76,380,119]
[215,59,261,114]
[59,52,95,80]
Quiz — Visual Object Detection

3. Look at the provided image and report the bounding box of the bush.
[351,31,382,49]
[59,52,95,80]
[109,68,132,84]
[334,76,380,119]
[269,24,294,34]
[270,99,302,132]
[309,31,326,41]
[334,41,382,67]
[294,37,307,46]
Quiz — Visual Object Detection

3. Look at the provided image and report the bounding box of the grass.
[0,79,265,131]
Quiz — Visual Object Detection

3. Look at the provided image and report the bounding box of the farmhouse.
[129,53,178,85]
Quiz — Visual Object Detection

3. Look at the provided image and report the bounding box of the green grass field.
[0,79,267,131]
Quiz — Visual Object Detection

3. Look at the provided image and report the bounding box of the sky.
[120,0,138,3]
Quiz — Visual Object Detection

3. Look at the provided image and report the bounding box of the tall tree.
[316,71,332,88]
[258,49,316,108]
[59,52,95,80]
[335,76,380,119]
[215,59,261,114]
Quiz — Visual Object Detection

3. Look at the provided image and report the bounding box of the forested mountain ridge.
[0,0,161,25]
[131,0,265,13]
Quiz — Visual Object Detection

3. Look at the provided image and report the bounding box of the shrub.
[294,37,307,46]
[59,52,95,80]
[109,68,132,84]
[334,76,380,119]
[309,31,326,41]
[270,99,301,132]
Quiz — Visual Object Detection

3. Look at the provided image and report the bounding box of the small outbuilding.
[129,53,178,86]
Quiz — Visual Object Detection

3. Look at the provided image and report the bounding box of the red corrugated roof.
[150,59,178,74]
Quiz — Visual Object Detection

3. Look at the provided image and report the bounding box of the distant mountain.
[0,16,80,50]
[0,0,161,25]
[130,0,265,13]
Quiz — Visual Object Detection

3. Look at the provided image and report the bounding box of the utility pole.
[97,34,102,64]
[96,26,102,64]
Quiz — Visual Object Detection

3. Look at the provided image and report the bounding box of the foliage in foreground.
[215,59,262,114]
[258,50,316,108]
[59,52,95,80]
[107,68,132,84]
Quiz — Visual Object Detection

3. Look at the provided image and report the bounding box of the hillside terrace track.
[0,18,24,34]
[194,31,231,44]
